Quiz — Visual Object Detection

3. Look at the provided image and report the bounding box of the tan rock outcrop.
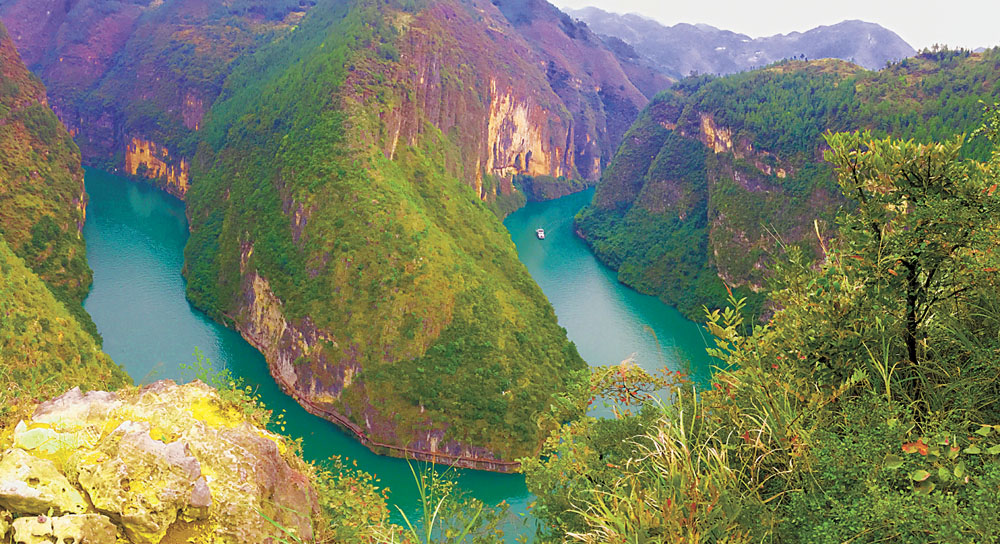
[486,80,572,180]
[0,449,88,515]
[11,513,117,544]
[124,138,190,199]
[77,422,208,544]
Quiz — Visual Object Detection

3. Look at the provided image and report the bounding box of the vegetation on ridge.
[525,115,1000,542]
[0,22,101,339]
[577,49,1000,322]
[0,236,129,428]
[185,0,585,460]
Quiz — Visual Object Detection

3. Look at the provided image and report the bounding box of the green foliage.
[512,174,589,202]
[528,122,1000,541]
[577,130,766,321]
[0,237,130,428]
[0,23,102,341]
[823,131,1000,393]
[267,456,508,544]
[379,462,507,544]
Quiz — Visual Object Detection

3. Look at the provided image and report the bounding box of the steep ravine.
[1,0,666,469]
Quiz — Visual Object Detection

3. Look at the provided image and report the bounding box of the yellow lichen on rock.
[187,397,240,429]
[0,382,319,544]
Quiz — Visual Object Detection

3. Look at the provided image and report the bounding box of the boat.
[536,228,545,239]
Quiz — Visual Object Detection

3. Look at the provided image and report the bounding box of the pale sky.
[552,0,999,51]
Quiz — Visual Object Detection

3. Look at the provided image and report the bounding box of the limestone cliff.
[0,382,320,544]
[0,0,308,179]
[125,137,190,199]
[485,79,573,181]
[492,0,670,181]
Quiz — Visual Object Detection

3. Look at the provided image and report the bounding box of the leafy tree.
[824,130,1000,397]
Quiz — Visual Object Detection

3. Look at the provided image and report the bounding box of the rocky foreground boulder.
[0,381,320,543]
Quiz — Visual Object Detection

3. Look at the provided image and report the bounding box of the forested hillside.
[0,237,129,426]
[0,20,129,425]
[577,49,1000,320]
[0,22,101,337]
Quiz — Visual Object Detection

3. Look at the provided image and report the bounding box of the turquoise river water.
[81,169,712,539]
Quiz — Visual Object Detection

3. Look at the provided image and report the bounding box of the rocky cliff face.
[348,0,669,207]
[0,0,308,195]
[125,138,190,198]
[367,0,579,201]
[0,381,319,544]
[569,7,916,78]
[493,0,671,182]
[1,0,665,202]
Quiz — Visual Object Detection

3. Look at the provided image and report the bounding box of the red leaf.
[902,439,928,456]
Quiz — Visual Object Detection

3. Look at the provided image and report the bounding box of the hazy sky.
[551,0,998,51]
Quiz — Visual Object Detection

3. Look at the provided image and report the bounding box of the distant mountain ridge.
[567,7,916,77]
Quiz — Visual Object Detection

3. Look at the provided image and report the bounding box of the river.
[504,189,713,386]
[81,170,712,540]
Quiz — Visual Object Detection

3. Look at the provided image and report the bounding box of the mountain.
[0,21,104,338]
[567,7,916,78]
[576,49,1000,321]
[0,0,315,198]
[183,0,597,467]
[0,0,667,201]
[0,21,129,424]
[0,0,671,467]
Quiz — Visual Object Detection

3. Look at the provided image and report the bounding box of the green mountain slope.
[578,50,1000,320]
[0,21,129,424]
[184,0,586,465]
[0,236,129,425]
[0,22,101,338]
